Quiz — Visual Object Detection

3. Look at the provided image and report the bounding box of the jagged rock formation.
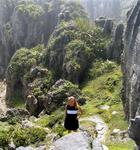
[122,0,140,120]
[6,0,109,116]
[26,79,82,115]
[95,17,114,36]
[107,23,124,62]
[128,116,140,149]
[122,0,140,148]
[0,0,62,77]
[6,2,93,115]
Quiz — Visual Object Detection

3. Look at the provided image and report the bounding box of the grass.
[12,96,25,109]
[81,61,135,149]
[106,141,135,150]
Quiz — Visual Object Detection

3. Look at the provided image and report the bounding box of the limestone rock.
[122,1,140,147]
[95,17,106,28]
[107,23,124,62]
[0,0,62,78]
[0,108,29,121]
[49,132,92,150]
[92,139,104,150]
[128,116,140,147]
[26,94,38,116]
[122,0,140,119]
[103,19,114,35]
[95,17,113,36]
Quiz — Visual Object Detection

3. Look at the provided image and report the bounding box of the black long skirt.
[64,114,79,130]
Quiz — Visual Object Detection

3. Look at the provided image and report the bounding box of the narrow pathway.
[80,115,108,142]
[0,80,7,115]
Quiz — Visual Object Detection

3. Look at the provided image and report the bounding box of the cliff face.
[122,0,140,120]
[0,0,61,77]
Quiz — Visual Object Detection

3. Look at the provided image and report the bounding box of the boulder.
[128,116,140,147]
[92,139,105,150]
[49,132,92,150]
[49,132,107,150]
[26,95,38,116]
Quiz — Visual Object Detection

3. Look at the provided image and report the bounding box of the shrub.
[12,127,47,147]
[0,130,10,148]
[89,60,117,79]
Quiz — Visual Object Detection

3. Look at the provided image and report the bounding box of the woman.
[64,96,82,132]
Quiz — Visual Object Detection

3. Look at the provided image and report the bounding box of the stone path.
[80,115,108,142]
[0,80,7,115]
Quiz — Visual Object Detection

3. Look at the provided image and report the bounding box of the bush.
[12,127,47,147]
[53,124,66,137]
[0,130,10,148]
[89,60,117,79]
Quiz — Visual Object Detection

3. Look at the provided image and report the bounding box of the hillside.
[0,0,139,150]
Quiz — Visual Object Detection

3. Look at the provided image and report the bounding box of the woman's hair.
[67,96,79,109]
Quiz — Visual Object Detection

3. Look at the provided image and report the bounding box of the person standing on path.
[64,96,82,132]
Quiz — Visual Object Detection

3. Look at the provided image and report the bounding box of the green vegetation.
[7,45,44,77]
[42,19,110,81]
[35,109,64,128]
[81,60,134,149]
[0,121,47,148]
[12,127,47,147]
[17,2,44,20]
[107,141,135,150]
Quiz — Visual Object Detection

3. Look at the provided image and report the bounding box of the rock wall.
[122,0,140,120]
[122,0,140,148]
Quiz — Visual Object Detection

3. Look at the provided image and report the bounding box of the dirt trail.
[0,81,7,115]
[80,115,108,142]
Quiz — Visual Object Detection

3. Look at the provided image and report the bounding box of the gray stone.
[128,116,140,146]
[122,0,140,120]
[49,132,92,150]
[107,23,124,62]
[103,19,113,35]
[92,139,104,150]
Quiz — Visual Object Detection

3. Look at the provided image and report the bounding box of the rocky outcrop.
[0,108,29,121]
[122,0,140,120]
[0,0,61,78]
[49,132,106,150]
[107,23,124,62]
[122,0,140,148]
[128,116,140,148]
